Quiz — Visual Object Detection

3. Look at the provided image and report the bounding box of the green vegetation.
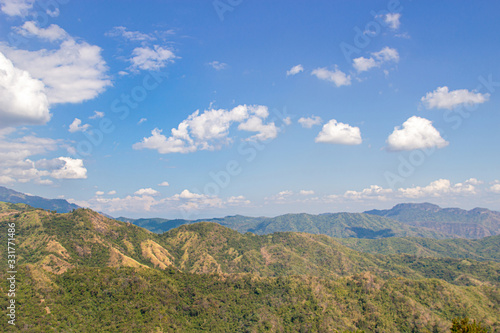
[0,202,499,332]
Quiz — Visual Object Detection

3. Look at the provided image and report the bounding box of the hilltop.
[0,203,499,332]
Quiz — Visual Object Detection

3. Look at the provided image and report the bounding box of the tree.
[450,317,488,333]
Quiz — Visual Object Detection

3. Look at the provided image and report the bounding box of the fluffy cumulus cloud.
[490,181,500,194]
[50,157,87,179]
[311,67,351,87]
[0,131,86,184]
[0,51,50,128]
[286,64,304,76]
[134,188,160,196]
[298,116,322,128]
[398,179,477,198]
[68,118,90,133]
[1,23,111,105]
[133,105,280,154]
[158,181,170,187]
[15,21,67,41]
[383,13,401,30]
[386,116,448,151]
[421,86,489,110]
[344,185,393,201]
[73,189,249,215]
[129,45,176,71]
[315,119,362,145]
[0,0,34,16]
[353,47,399,73]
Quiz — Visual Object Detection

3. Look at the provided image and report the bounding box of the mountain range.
[117,203,500,240]
[1,202,499,331]
[0,186,79,213]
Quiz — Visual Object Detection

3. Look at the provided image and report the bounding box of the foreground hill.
[0,186,79,213]
[1,203,499,332]
[365,203,500,239]
[118,211,453,240]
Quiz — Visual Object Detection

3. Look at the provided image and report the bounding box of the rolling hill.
[1,202,499,332]
[118,212,454,240]
[365,203,500,239]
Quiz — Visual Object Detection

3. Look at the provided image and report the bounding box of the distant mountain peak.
[0,186,80,213]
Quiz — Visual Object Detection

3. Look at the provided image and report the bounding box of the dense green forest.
[0,202,499,332]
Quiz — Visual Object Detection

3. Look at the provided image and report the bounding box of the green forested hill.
[1,203,499,332]
[118,211,453,240]
[338,234,500,262]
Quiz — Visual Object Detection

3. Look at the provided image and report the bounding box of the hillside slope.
[119,212,453,240]
[1,204,499,332]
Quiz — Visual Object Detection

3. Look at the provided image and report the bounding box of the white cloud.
[15,21,68,41]
[386,116,448,151]
[315,119,362,145]
[208,61,227,70]
[108,190,117,195]
[96,191,104,196]
[421,86,489,110]
[490,182,500,194]
[299,190,314,196]
[344,185,393,201]
[287,64,304,76]
[0,133,86,183]
[133,105,279,154]
[1,24,111,105]
[106,26,156,42]
[158,181,170,187]
[353,57,378,72]
[129,45,175,71]
[383,13,401,30]
[398,179,476,198]
[138,118,147,124]
[353,47,399,73]
[50,157,87,179]
[0,0,34,16]
[238,116,278,141]
[226,195,251,206]
[134,188,160,196]
[89,111,104,119]
[75,188,245,215]
[0,51,50,128]
[298,116,322,128]
[311,66,351,87]
[68,118,90,133]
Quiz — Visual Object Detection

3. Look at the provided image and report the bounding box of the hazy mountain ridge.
[118,212,454,240]
[0,186,79,213]
[1,203,499,332]
[365,203,500,239]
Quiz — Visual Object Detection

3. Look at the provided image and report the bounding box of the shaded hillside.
[365,203,500,239]
[338,234,500,262]
[1,204,499,332]
[119,212,453,240]
[0,186,79,213]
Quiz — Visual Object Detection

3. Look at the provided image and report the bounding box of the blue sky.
[1,0,499,219]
